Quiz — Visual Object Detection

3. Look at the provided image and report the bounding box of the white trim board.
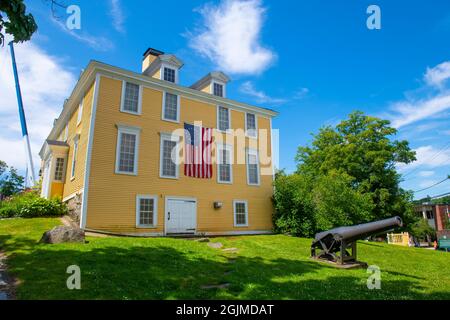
[80,74,101,229]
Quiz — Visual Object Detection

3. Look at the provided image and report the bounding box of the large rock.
[40,226,85,244]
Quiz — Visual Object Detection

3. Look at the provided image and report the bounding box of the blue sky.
[1,0,450,199]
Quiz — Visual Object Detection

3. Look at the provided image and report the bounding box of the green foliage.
[312,172,375,231]
[0,190,67,218]
[273,172,315,236]
[410,218,435,241]
[0,164,25,197]
[273,111,417,236]
[0,0,37,45]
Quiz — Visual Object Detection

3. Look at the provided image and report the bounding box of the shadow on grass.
[0,234,448,300]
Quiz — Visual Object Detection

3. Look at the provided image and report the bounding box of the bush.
[0,191,67,218]
[273,172,316,237]
[273,171,375,237]
[0,206,16,218]
[410,218,435,241]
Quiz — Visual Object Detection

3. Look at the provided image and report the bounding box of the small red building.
[414,203,450,231]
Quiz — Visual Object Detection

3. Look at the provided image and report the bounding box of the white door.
[166,199,196,234]
[41,160,51,198]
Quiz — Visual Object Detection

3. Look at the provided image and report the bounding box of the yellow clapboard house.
[39,48,278,236]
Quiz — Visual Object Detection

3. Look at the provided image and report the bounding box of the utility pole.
[9,41,36,187]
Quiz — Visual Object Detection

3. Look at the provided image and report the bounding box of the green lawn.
[0,218,449,300]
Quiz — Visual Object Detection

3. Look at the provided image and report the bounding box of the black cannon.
[311,216,403,266]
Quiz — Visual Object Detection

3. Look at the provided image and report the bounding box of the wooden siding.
[86,76,274,234]
[61,82,95,199]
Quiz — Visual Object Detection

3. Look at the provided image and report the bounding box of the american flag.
[184,123,213,178]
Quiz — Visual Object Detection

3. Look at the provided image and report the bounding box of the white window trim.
[159,133,180,179]
[233,200,249,227]
[211,80,226,98]
[136,194,158,228]
[76,97,83,126]
[217,143,233,184]
[160,63,179,84]
[161,91,181,123]
[120,81,143,115]
[245,113,258,138]
[246,148,260,186]
[70,136,79,180]
[216,105,231,133]
[115,125,141,176]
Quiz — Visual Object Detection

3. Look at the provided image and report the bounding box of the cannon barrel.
[314,216,403,243]
[311,216,403,266]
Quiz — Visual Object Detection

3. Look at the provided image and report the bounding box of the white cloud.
[294,87,309,99]
[52,18,114,51]
[418,170,435,177]
[388,92,450,128]
[425,61,450,88]
[239,81,286,104]
[397,145,450,172]
[188,0,275,75]
[109,0,126,33]
[0,39,76,174]
[386,61,450,128]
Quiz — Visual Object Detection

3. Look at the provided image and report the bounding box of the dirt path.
[0,252,16,300]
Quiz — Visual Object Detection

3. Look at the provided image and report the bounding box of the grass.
[0,218,449,300]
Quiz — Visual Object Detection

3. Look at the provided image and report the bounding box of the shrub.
[272,172,316,237]
[0,206,16,218]
[0,191,67,218]
[18,197,67,218]
[410,218,435,241]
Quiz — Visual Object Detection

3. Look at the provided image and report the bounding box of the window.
[426,211,434,220]
[163,67,176,83]
[213,82,224,97]
[162,92,179,122]
[115,126,140,175]
[246,149,260,185]
[233,200,248,227]
[76,98,83,125]
[54,158,65,181]
[217,106,230,132]
[160,134,179,178]
[245,113,257,138]
[70,137,79,179]
[136,195,158,228]
[121,82,141,114]
[217,144,232,183]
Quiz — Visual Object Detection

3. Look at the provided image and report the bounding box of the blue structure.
[9,41,36,187]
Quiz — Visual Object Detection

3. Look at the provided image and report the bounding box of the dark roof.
[143,48,165,58]
[46,140,69,147]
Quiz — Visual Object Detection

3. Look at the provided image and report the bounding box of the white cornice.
[41,60,278,156]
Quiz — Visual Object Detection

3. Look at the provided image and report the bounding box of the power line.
[413,176,450,193]
[402,140,450,179]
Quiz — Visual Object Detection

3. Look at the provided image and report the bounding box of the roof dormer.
[142,48,184,84]
[190,71,230,98]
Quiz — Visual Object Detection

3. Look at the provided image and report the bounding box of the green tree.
[273,111,417,237]
[0,0,37,45]
[0,161,24,197]
[296,111,416,223]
